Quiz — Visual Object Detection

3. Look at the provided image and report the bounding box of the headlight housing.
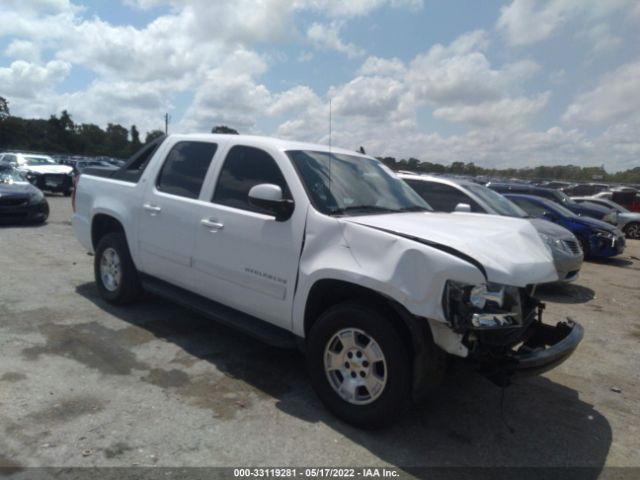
[443,281,523,331]
[538,232,571,255]
[594,229,615,241]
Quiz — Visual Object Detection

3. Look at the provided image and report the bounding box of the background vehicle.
[400,174,583,283]
[72,134,582,428]
[505,194,625,259]
[0,152,74,195]
[487,182,617,225]
[572,197,640,240]
[561,183,610,196]
[594,191,640,213]
[0,165,49,224]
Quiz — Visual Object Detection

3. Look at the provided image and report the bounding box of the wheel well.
[304,279,415,354]
[91,214,125,250]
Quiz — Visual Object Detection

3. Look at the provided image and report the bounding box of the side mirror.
[248,183,295,221]
[454,202,472,213]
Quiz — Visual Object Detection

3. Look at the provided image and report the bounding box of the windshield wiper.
[396,206,431,212]
[329,205,400,216]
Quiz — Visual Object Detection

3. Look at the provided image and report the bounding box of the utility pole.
[164,113,171,135]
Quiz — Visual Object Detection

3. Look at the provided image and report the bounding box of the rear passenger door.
[137,140,218,289]
[190,144,306,330]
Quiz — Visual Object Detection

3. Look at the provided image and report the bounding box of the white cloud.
[5,40,41,62]
[497,0,636,46]
[329,76,405,117]
[562,60,640,125]
[307,21,365,57]
[0,60,71,99]
[406,31,540,106]
[433,92,550,126]
[358,56,406,77]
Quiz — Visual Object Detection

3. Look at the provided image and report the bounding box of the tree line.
[0,97,164,159]
[378,157,640,184]
[0,97,637,182]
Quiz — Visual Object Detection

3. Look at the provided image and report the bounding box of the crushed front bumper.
[479,319,583,384]
[506,319,583,376]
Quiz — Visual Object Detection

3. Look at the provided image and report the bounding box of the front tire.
[307,301,411,429]
[623,222,640,240]
[94,232,142,304]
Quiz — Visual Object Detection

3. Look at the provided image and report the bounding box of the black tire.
[94,232,142,304]
[578,235,591,259]
[623,222,640,240]
[307,301,412,429]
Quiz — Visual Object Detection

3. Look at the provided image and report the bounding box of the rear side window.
[113,137,165,183]
[156,141,217,199]
[212,145,289,214]
[406,180,480,212]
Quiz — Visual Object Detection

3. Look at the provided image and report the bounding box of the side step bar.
[140,275,300,349]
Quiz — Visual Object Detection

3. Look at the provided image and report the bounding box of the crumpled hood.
[346,212,558,286]
[20,164,73,175]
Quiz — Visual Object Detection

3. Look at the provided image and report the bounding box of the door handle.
[200,218,224,231]
[143,203,162,214]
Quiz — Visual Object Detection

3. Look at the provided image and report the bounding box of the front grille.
[563,239,581,254]
[0,197,28,207]
[44,174,65,185]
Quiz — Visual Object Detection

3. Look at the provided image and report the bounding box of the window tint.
[406,180,480,212]
[509,197,548,217]
[156,141,217,199]
[213,145,289,214]
[1,154,17,164]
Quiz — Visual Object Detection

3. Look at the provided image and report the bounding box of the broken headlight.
[443,281,523,331]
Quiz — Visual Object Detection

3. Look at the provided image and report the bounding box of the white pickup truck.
[72,134,583,428]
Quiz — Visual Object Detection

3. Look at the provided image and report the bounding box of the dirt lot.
[1,196,639,474]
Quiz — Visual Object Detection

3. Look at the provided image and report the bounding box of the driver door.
[190,145,306,329]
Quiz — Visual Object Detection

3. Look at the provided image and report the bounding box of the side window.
[406,181,479,212]
[2,154,17,165]
[510,198,547,217]
[212,145,290,214]
[156,141,217,199]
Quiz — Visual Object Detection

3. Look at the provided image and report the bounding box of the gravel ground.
[1,196,639,475]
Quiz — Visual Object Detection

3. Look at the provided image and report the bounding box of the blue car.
[505,194,626,259]
[487,182,617,224]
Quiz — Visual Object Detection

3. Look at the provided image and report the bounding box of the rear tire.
[94,232,142,304]
[307,301,411,429]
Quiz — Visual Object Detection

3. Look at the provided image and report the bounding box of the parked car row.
[0,152,74,195]
[0,164,49,223]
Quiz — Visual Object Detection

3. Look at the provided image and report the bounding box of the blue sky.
[1,0,639,171]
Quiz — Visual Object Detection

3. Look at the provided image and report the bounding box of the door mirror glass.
[454,202,472,213]
[248,183,294,221]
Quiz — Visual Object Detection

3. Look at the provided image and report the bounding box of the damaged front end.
[442,281,583,384]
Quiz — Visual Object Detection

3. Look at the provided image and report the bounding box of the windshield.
[24,156,56,166]
[466,184,528,218]
[542,197,576,217]
[556,190,577,205]
[0,166,28,183]
[287,150,431,215]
